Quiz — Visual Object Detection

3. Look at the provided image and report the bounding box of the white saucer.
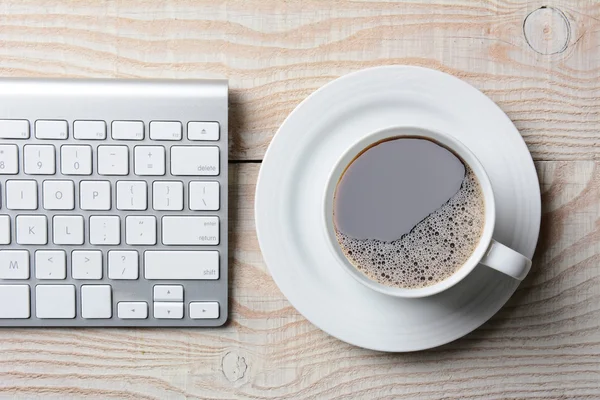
[255,66,541,352]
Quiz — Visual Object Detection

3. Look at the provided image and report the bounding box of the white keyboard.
[0,78,228,327]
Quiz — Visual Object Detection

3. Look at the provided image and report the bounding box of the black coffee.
[333,137,485,289]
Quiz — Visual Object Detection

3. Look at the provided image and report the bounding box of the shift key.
[162,216,219,245]
[145,251,219,280]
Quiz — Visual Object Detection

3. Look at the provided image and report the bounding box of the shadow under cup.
[322,126,498,299]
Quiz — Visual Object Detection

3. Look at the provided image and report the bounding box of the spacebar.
[144,251,219,280]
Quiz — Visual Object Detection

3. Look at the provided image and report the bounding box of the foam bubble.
[335,166,485,289]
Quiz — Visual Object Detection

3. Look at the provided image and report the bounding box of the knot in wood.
[222,351,248,382]
[523,7,570,55]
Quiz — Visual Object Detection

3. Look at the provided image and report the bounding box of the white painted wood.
[0,1,598,398]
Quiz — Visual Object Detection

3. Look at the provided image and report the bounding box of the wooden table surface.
[1,1,600,399]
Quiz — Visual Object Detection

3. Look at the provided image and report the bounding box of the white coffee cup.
[323,126,532,298]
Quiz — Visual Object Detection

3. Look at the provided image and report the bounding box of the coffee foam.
[335,166,485,289]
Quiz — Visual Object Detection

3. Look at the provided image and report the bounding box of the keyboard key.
[112,121,144,140]
[0,145,19,174]
[0,250,29,279]
[150,121,182,140]
[108,250,138,280]
[98,145,129,175]
[170,146,219,176]
[162,216,219,245]
[134,146,165,176]
[154,302,183,319]
[145,251,219,280]
[53,215,84,245]
[6,180,37,210]
[35,284,75,319]
[188,121,219,141]
[89,215,120,245]
[16,215,47,245]
[0,285,30,318]
[189,181,220,211]
[35,120,68,139]
[190,302,219,319]
[74,120,106,140]
[61,145,92,175]
[125,216,156,245]
[24,145,55,175]
[81,285,112,319]
[0,216,11,245]
[153,285,183,302]
[80,180,111,210]
[0,119,29,139]
[35,250,66,280]
[72,250,102,280]
[116,181,147,210]
[43,180,75,210]
[118,302,148,319]
[152,181,183,211]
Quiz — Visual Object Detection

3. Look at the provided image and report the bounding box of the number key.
[24,145,55,175]
[61,145,92,175]
[0,145,19,174]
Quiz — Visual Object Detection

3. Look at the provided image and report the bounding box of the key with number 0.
[61,145,92,175]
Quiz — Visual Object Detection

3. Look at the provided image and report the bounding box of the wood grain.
[0,162,599,399]
[1,1,600,398]
[1,0,600,160]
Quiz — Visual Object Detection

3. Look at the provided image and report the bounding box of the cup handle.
[479,239,532,280]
